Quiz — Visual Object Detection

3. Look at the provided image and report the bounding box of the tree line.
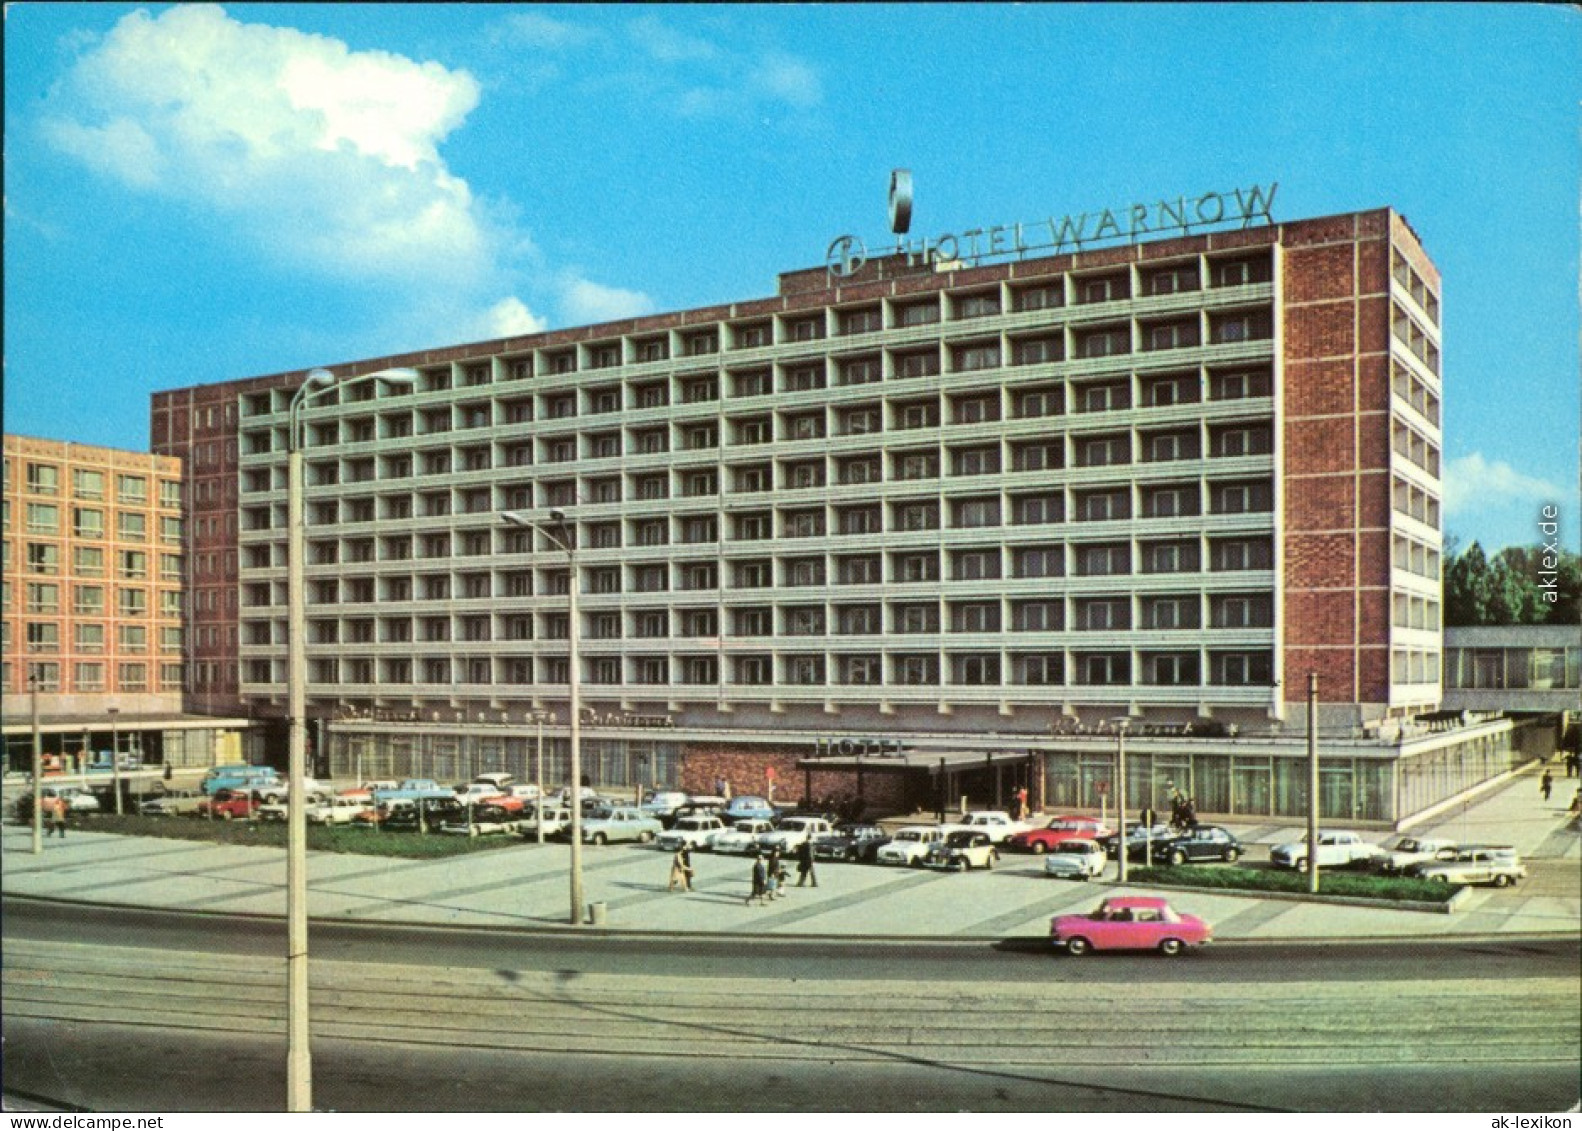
[1442,537,1581,626]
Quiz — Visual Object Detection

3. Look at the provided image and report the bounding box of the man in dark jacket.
[795,838,818,888]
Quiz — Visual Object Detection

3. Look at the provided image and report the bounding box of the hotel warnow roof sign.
[826,180,1279,281]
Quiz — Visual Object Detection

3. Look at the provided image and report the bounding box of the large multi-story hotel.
[150,200,1544,823]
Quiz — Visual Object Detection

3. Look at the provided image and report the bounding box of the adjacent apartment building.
[152,202,1526,823]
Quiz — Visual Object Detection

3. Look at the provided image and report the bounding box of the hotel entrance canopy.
[796,749,1033,772]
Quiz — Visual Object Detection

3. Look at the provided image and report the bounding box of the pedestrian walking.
[1539,770,1553,802]
[795,838,818,888]
[668,844,695,892]
[746,851,768,906]
[46,794,67,838]
[1566,751,1579,778]
[1015,785,1029,821]
[766,848,784,900]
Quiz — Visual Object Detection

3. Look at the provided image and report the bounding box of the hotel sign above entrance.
[826,181,1278,281]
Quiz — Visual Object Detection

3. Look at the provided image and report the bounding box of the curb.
[1125,879,1473,914]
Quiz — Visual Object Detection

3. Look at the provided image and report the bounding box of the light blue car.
[721,795,776,824]
[578,806,664,845]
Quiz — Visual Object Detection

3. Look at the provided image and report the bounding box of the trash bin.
[588,901,607,926]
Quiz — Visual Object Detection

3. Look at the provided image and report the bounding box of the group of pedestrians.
[665,837,819,904]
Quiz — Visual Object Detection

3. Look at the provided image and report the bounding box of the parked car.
[656,815,730,852]
[924,830,1000,871]
[518,804,573,839]
[1051,896,1213,956]
[812,823,892,863]
[140,789,204,817]
[504,783,543,801]
[1009,815,1114,854]
[576,806,663,845]
[638,790,691,825]
[361,779,400,793]
[721,795,778,824]
[1377,835,1459,873]
[1044,838,1108,880]
[875,826,944,867]
[382,796,463,832]
[1269,830,1387,872]
[758,816,837,853]
[1097,822,1176,860]
[442,801,522,837]
[200,765,280,796]
[453,782,506,806]
[471,772,515,790]
[711,818,778,855]
[669,798,727,825]
[1138,825,1245,865]
[1408,846,1527,887]
[307,795,371,825]
[197,788,257,820]
[940,810,1028,844]
[17,786,101,820]
[256,801,291,823]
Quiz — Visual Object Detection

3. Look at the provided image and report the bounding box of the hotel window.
[589,612,622,639]
[1142,484,1200,518]
[119,550,148,579]
[682,330,719,356]
[838,506,882,535]
[1077,489,1130,522]
[955,292,1000,319]
[1142,595,1199,629]
[837,554,882,585]
[26,623,60,653]
[896,552,939,583]
[1143,320,1200,352]
[894,500,940,531]
[952,393,1000,424]
[1014,546,1064,578]
[73,469,105,499]
[734,655,773,685]
[734,417,772,445]
[1211,594,1273,628]
[1016,654,1064,685]
[1143,264,1200,295]
[1076,544,1130,576]
[1077,653,1130,686]
[952,343,1001,372]
[786,655,825,685]
[785,364,826,392]
[1012,441,1063,472]
[838,405,882,435]
[952,548,1001,581]
[1211,650,1272,685]
[1012,283,1063,311]
[1210,424,1273,457]
[459,403,491,429]
[1077,274,1128,304]
[733,512,772,541]
[680,609,717,636]
[785,460,824,488]
[27,464,60,495]
[632,658,669,685]
[1210,537,1273,571]
[1076,598,1130,631]
[1210,256,1272,287]
[733,323,769,349]
[953,654,1000,685]
[1013,599,1063,631]
[76,623,105,652]
[632,564,668,592]
[785,509,825,538]
[952,497,1000,529]
[1012,494,1064,525]
[895,654,939,685]
[952,446,1000,476]
[786,316,824,342]
[732,369,771,397]
[636,337,669,362]
[1012,336,1063,365]
[837,357,881,387]
[733,606,773,635]
[1076,326,1130,358]
[952,602,1000,633]
[895,300,940,326]
[681,516,718,544]
[116,474,148,504]
[1210,309,1274,344]
[896,605,940,634]
[119,663,149,691]
[159,590,182,617]
[895,400,940,430]
[1209,480,1273,514]
[421,574,450,600]
[838,456,881,486]
[787,413,825,441]
[422,449,451,475]
[119,588,148,616]
[839,306,882,335]
[74,584,105,614]
[1144,653,1199,686]
[681,375,719,403]
[589,344,620,370]
[634,382,669,409]
[1142,373,1200,407]
[681,423,718,450]
[733,559,772,588]
[786,606,826,636]
[837,604,881,634]
[421,532,451,558]
[544,393,576,419]
[632,428,668,455]
[26,543,59,574]
[119,624,149,652]
[589,387,622,414]
[839,655,883,686]
[1077,435,1130,467]
[76,662,106,691]
[26,503,59,534]
[1143,430,1200,462]
[894,350,941,379]
[1078,381,1130,413]
[786,557,825,586]
[1013,386,1064,419]
[544,437,577,464]
[588,658,621,685]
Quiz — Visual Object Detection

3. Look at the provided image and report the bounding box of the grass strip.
[1128,864,1459,903]
[49,813,525,859]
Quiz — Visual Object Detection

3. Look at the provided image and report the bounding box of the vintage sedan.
[1377,835,1459,873]
[1043,838,1108,880]
[1051,896,1213,956]
[924,830,999,871]
[812,823,891,863]
[875,826,945,867]
[1009,815,1114,855]
[721,795,778,824]
[518,804,573,839]
[1097,822,1175,859]
[1408,846,1527,887]
[1138,825,1245,865]
[139,789,204,817]
[711,818,778,855]
[196,789,257,821]
[656,815,730,852]
[758,816,837,854]
[576,806,663,845]
[306,795,371,825]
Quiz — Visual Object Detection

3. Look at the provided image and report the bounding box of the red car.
[1009,814,1114,854]
[1050,896,1213,957]
[197,788,257,821]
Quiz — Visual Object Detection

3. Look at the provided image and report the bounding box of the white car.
[712,819,778,855]
[307,796,371,825]
[453,782,505,805]
[876,826,944,866]
[657,815,729,852]
[1408,846,1527,888]
[1377,835,1459,873]
[940,810,1028,844]
[1269,830,1387,872]
[1043,838,1108,881]
[519,805,573,838]
[757,817,836,853]
[258,778,329,804]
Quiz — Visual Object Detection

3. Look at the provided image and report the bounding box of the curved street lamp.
[286,365,417,1111]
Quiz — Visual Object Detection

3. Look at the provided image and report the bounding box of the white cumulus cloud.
[1443,452,1566,514]
[560,275,656,324]
[476,297,548,339]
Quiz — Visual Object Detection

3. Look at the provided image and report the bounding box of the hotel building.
[151,203,1540,823]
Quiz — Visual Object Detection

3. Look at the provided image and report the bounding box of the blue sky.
[4,3,1578,552]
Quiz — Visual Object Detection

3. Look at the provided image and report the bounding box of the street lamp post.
[30,672,43,855]
[502,509,584,924]
[1110,716,1133,884]
[287,366,418,1112]
[108,706,122,816]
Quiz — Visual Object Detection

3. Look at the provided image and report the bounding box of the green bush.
[1129,864,1458,903]
[61,813,524,859]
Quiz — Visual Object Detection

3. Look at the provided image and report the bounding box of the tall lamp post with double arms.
[501,508,585,925]
[287,366,417,1111]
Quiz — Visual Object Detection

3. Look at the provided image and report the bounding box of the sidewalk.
[3,764,1576,943]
